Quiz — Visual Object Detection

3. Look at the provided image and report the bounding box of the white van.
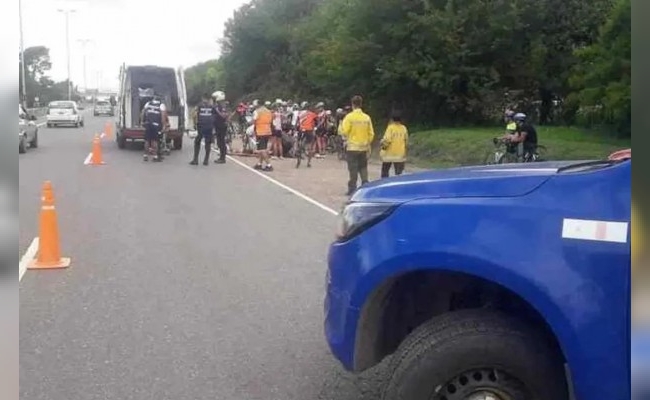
[115,64,189,150]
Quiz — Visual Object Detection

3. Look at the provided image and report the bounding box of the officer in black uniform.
[212,90,228,164]
[190,93,216,165]
[142,96,164,162]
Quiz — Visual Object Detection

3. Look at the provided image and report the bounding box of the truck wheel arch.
[350,262,570,374]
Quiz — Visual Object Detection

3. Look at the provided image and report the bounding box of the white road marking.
[224,153,340,216]
[83,152,92,165]
[19,237,39,282]
[562,218,629,243]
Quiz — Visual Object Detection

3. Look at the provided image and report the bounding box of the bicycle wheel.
[296,138,304,168]
[484,150,504,165]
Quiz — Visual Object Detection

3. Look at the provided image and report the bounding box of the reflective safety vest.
[255,108,273,136]
[197,102,214,131]
[300,111,317,131]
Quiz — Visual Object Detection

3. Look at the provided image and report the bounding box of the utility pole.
[77,39,92,91]
[19,0,27,107]
[57,8,76,100]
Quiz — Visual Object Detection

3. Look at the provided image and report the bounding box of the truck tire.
[19,137,27,154]
[173,137,183,150]
[383,309,568,400]
[117,133,126,149]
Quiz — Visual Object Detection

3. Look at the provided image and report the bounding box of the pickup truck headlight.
[336,202,396,241]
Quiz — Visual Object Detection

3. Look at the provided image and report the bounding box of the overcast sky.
[21,0,248,91]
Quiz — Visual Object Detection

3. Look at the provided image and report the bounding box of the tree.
[567,0,630,136]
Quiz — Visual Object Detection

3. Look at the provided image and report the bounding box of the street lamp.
[57,8,76,100]
[77,39,93,91]
[19,0,27,107]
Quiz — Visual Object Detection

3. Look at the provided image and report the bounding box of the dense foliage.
[188,0,630,136]
[19,46,81,107]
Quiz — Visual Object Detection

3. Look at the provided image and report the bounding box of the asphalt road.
[19,113,388,399]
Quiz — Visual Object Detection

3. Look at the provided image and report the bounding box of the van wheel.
[47,123,53,128]
[117,134,126,149]
[173,137,183,150]
[382,310,568,400]
[19,137,27,154]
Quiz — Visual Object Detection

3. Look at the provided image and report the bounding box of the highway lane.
[19,114,389,399]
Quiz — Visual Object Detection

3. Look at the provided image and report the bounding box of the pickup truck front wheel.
[383,310,568,400]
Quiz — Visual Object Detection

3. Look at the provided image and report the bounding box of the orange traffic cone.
[29,181,71,270]
[104,122,113,139]
[90,134,105,165]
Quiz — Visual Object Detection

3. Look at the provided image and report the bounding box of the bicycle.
[484,138,546,165]
[295,131,313,168]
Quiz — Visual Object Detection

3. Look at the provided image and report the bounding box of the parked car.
[19,104,38,153]
[325,154,631,400]
[46,100,84,128]
[93,99,114,116]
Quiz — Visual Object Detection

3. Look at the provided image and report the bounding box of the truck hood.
[352,161,584,202]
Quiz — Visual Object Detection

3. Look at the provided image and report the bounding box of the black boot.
[190,137,201,165]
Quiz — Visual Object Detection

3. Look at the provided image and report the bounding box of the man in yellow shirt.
[340,95,374,195]
[379,110,408,178]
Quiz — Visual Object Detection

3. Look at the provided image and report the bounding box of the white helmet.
[264,100,272,107]
[275,98,283,104]
[325,110,332,115]
[252,99,260,107]
[315,101,325,109]
[212,90,226,101]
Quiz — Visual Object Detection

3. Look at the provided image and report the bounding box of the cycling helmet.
[300,101,309,109]
[264,100,272,107]
[504,110,515,118]
[336,108,344,114]
[325,110,332,115]
[212,91,226,101]
[513,113,526,122]
[315,101,325,109]
[252,99,259,107]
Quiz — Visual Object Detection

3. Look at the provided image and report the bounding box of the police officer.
[212,90,228,164]
[141,95,166,162]
[190,93,216,165]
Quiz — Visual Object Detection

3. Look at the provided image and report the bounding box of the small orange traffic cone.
[104,122,113,139]
[90,134,105,165]
[29,181,71,270]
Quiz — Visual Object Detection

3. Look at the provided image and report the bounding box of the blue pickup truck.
[325,154,631,400]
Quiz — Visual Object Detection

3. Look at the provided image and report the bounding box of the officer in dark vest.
[141,95,166,162]
[190,93,216,165]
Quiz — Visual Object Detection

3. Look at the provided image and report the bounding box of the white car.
[19,104,39,153]
[46,100,84,128]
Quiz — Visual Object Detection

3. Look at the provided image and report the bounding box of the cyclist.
[504,112,538,161]
[253,101,274,171]
[504,109,517,134]
[314,102,327,158]
[297,101,317,168]
[270,102,284,160]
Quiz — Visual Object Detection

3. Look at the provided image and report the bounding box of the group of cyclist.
[499,110,539,161]
[231,99,352,164]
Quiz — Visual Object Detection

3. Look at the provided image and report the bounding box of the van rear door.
[177,66,189,132]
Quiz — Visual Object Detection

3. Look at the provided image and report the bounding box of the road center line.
[225,154,340,216]
[19,237,39,282]
[83,153,92,165]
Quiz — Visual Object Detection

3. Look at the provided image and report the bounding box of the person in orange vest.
[253,102,274,171]
[297,101,318,168]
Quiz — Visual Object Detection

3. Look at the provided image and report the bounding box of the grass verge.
[406,126,631,169]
